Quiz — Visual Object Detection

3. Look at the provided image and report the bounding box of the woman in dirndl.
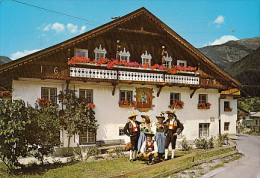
[154,114,166,161]
[137,115,151,153]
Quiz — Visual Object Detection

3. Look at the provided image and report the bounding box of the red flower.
[36,98,52,107]
[168,100,184,109]
[118,100,137,107]
[198,103,211,109]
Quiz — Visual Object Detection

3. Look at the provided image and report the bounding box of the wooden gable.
[0,7,241,93]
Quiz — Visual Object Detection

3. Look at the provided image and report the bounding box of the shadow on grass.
[3,160,80,176]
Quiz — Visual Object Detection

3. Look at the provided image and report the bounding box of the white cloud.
[80,26,86,34]
[67,23,78,33]
[43,24,51,31]
[209,35,239,46]
[11,49,41,60]
[213,15,225,24]
[51,23,65,33]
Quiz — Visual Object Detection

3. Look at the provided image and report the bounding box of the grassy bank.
[0,148,238,178]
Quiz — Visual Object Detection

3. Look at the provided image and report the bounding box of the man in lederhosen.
[164,111,184,160]
[138,132,158,165]
[123,113,141,163]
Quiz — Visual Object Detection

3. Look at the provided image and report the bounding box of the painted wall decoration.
[135,88,155,112]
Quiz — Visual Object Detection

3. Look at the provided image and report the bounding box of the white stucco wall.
[220,96,237,135]
[12,77,238,147]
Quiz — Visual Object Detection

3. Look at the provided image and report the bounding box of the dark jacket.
[123,121,141,136]
[164,118,184,135]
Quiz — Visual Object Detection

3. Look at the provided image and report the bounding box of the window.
[177,132,183,139]
[94,44,107,60]
[177,60,187,67]
[75,48,88,57]
[120,90,133,101]
[119,48,130,62]
[170,93,180,105]
[224,122,230,131]
[119,127,124,136]
[224,101,230,110]
[199,94,207,104]
[199,123,209,137]
[165,53,172,68]
[79,89,93,103]
[41,87,57,103]
[141,51,152,65]
[79,128,96,145]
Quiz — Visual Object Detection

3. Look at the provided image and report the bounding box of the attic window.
[75,48,88,58]
[165,53,173,68]
[119,48,130,62]
[141,51,152,65]
[177,60,187,67]
[94,44,107,60]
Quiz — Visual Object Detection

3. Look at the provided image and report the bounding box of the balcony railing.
[70,67,200,85]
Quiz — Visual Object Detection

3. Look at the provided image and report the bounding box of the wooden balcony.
[70,66,200,85]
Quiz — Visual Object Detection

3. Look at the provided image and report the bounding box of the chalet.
[0,7,241,147]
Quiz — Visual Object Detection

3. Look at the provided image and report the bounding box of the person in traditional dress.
[137,115,152,153]
[123,113,141,163]
[154,114,166,161]
[138,132,158,164]
[164,111,184,160]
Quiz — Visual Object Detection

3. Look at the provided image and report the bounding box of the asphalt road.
[202,133,260,178]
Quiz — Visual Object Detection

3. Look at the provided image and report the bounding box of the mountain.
[226,47,260,97]
[0,56,12,65]
[198,37,260,69]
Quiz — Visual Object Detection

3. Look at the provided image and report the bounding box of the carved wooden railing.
[70,67,200,85]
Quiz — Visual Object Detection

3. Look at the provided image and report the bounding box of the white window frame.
[199,123,209,137]
[199,94,207,104]
[177,132,183,139]
[79,89,93,103]
[74,48,88,58]
[224,122,230,131]
[94,44,107,60]
[119,48,130,62]
[79,128,96,145]
[224,101,230,110]
[141,51,152,65]
[120,90,133,101]
[165,53,172,68]
[170,92,180,105]
[41,87,57,103]
[177,60,187,67]
[119,126,125,136]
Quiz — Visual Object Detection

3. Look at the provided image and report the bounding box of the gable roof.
[0,7,241,88]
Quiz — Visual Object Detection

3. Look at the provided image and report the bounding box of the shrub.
[208,136,215,148]
[194,138,209,149]
[0,100,60,171]
[216,134,228,147]
[180,137,191,151]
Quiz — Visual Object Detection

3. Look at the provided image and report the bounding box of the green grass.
[209,163,225,170]
[0,148,239,178]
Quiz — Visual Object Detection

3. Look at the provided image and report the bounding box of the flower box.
[118,100,137,108]
[198,103,211,109]
[36,98,52,108]
[168,100,184,109]
[224,108,233,112]
[68,56,197,74]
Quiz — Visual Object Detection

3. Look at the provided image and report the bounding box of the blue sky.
[0,0,259,60]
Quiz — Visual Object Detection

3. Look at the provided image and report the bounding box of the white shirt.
[140,140,158,154]
[130,120,136,127]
